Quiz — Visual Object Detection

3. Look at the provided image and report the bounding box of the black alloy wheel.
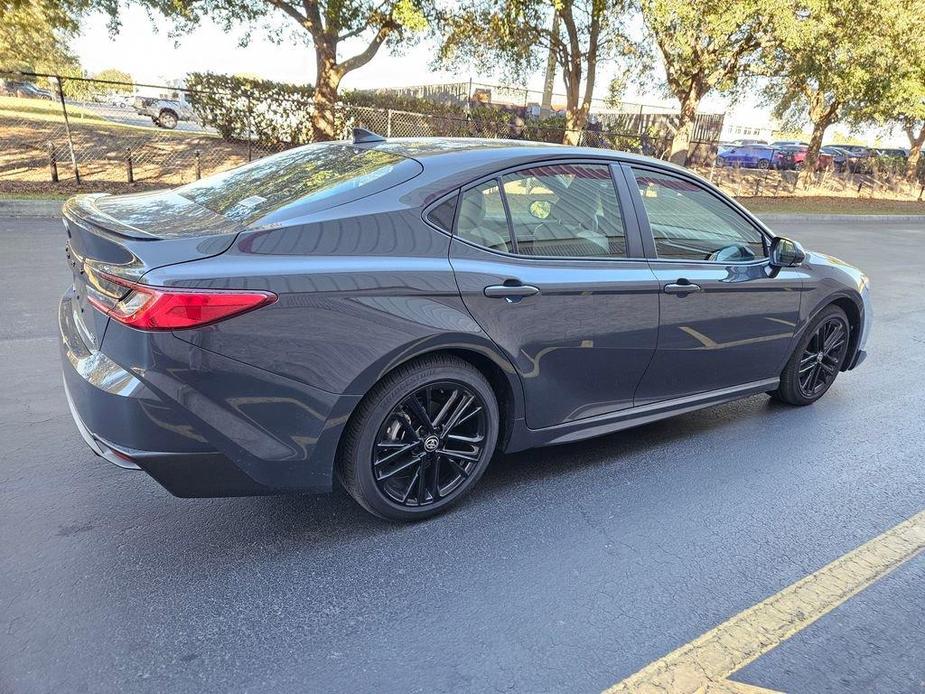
[337,355,499,521]
[798,316,849,398]
[771,305,850,406]
[372,382,487,507]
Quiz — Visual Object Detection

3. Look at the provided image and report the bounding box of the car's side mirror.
[770,236,806,268]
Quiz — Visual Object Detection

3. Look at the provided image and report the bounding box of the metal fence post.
[55,76,80,183]
[125,147,133,183]
[46,143,58,183]
[246,94,253,162]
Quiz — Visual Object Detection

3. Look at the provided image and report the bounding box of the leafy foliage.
[763,0,924,177]
[0,1,83,74]
[93,68,133,93]
[640,0,783,162]
[185,72,602,146]
[436,0,634,143]
[123,0,434,139]
[186,73,316,143]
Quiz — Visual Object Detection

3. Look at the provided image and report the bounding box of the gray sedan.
[59,132,871,520]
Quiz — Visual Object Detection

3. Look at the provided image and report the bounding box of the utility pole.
[540,12,559,118]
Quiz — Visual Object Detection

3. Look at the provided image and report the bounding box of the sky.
[71,6,903,146]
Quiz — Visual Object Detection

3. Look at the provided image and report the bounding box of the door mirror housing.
[770,236,806,267]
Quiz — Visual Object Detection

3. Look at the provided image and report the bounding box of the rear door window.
[500,163,627,257]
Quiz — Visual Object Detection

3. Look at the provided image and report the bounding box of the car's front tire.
[337,355,499,521]
[158,109,178,129]
[771,305,850,406]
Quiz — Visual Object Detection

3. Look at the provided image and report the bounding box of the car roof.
[365,136,690,176]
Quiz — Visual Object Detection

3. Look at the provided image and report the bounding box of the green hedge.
[184,72,642,148]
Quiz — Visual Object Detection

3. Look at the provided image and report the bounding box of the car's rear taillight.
[86,271,276,330]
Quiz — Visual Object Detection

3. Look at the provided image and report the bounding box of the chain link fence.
[4,71,922,201]
[17,70,919,201]
[703,161,925,201]
[1,70,734,196]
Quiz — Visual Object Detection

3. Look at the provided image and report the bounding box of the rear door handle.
[664,282,702,295]
[484,284,540,299]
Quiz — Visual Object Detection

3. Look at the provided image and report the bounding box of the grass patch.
[0,96,217,138]
[739,196,925,215]
[0,191,71,200]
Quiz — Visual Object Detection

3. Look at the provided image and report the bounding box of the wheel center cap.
[816,352,824,363]
[423,435,439,452]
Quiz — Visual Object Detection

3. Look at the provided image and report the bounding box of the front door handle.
[664,282,702,295]
[484,284,540,299]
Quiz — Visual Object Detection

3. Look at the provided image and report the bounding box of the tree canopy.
[640,0,784,163]
[436,0,633,144]
[121,0,431,139]
[0,1,87,73]
[763,0,924,178]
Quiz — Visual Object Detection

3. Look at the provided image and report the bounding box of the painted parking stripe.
[603,509,925,694]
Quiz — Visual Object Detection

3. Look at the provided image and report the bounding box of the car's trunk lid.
[63,192,242,350]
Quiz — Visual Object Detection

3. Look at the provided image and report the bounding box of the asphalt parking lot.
[1,213,923,693]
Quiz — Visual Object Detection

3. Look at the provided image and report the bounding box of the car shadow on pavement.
[87,394,781,569]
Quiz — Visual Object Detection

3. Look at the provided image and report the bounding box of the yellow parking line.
[604,510,925,694]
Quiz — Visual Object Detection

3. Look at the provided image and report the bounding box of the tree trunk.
[905,124,925,181]
[311,42,343,142]
[563,104,588,145]
[668,96,699,165]
[799,113,835,187]
[561,60,586,146]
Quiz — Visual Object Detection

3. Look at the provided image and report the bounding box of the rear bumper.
[59,291,357,496]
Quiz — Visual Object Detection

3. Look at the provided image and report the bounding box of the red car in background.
[773,145,834,171]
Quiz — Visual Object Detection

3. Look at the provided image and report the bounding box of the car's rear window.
[177,143,420,224]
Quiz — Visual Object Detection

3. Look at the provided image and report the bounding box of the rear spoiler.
[64,194,157,240]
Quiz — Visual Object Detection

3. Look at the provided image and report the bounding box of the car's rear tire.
[337,355,499,521]
[158,109,178,129]
[771,305,850,406]
[757,158,770,169]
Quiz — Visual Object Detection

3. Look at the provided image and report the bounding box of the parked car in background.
[728,138,769,146]
[772,144,807,170]
[820,146,851,172]
[2,80,54,100]
[716,144,777,169]
[873,148,908,173]
[104,93,134,109]
[133,96,195,129]
[875,148,908,159]
[770,140,810,148]
[717,139,768,155]
[832,144,872,156]
[58,133,871,520]
[829,145,873,173]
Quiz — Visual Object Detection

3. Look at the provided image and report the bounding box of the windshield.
[177,143,416,224]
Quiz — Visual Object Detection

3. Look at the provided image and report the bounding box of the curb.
[757,212,925,223]
[0,200,64,217]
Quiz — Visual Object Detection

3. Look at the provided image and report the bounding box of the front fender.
[789,250,870,370]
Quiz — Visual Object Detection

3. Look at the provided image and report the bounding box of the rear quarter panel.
[142,192,524,419]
